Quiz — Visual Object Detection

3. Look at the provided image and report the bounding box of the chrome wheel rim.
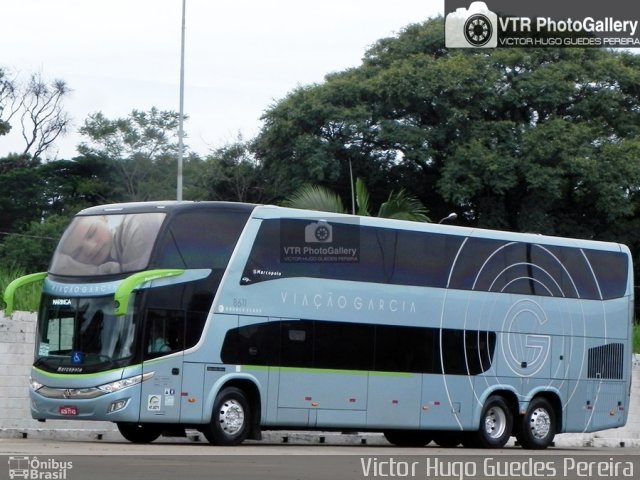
[484,406,507,440]
[218,399,245,435]
[529,407,551,439]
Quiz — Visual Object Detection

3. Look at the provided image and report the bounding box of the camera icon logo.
[445,2,498,48]
[305,220,333,243]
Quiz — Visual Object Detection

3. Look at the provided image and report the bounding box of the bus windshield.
[49,213,165,276]
[36,294,136,371]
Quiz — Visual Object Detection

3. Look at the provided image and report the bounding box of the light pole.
[177,0,186,201]
[438,212,458,224]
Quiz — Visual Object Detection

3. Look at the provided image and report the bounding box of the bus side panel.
[420,375,472,430]
[583,381,628,432]
[180,362,205,423]
[564,332,630,433]
[366,374,422,429]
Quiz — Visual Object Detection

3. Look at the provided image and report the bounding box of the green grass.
[0,267,43,313]
[634,323,640,354]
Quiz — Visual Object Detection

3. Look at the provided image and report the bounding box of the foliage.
[0,154,45,235]
[283,178,430,222]
[2,18,640,282]
[376,189,430,222]
[0,266,43,313]
[0,67,14,136]
[78,108,181,160]
[255,19,640,246]
[282,184,346,213]
[189,136,267,203]
[0,70,70,159]
[18,74,70,159]
[78,108,183,200]
[0,215,71,272]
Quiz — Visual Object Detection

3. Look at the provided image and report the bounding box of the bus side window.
[145,309,185,358]
[281,321,313,368]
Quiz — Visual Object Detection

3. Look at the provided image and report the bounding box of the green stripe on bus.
[241,365,413,377]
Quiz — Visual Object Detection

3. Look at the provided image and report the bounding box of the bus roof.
[77,201,257,216]
[75,201,627,254]
[251,204,629,254]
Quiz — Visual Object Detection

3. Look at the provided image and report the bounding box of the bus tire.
[117,423,162,443]
[383,430,432,447]
[515,397,556,450]
[203,386,251,446]
[473,395,513,448]
[432,431,464,448]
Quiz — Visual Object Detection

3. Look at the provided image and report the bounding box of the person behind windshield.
[148,332,171,354]
[52,213,164,275]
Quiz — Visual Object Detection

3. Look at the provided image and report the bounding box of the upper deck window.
[242,219,629,300]
[49,213,165,276]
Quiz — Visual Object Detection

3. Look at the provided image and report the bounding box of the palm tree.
[282,178,430,222]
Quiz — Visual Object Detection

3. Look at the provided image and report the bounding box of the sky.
[1,0,443,160]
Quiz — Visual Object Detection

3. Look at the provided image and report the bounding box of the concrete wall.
[1,311,639,446]
[0,311,115,437]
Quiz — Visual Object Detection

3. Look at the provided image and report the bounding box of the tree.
[436,48,640,237]
[0,156,46,235]
[78,108,183,200]
[0,70,70,159]
[283,178,430,222]
[255,18,640,243]
[190,136,267,203]
[38,156,124,213]
[254,20,450,214]
[0,215,71,272]
[0,67,15,137]
[18,73,70,159]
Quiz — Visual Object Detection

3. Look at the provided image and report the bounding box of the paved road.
[1,438,639,480]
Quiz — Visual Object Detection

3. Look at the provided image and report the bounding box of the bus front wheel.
[117,423,162,443]
[203,386,251,446]
[515,397,556,450]
[472,395,513,448]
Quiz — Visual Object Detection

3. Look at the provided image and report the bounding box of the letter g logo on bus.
[501,299,551,377]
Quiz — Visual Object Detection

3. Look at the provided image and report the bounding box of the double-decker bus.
[3,201,633,449]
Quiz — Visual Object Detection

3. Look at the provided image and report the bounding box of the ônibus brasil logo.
[8,456,73,479]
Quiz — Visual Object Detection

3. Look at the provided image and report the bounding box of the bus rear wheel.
[472,395,513,448]
[515,397,556,450]
[203,387,251,446]
[383,430,432,447]
[117,423,162,443]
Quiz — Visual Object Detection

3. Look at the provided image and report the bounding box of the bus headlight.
[30,377,43,391]
[97,372,154,393]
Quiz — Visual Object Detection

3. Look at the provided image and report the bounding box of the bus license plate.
[59,406,78,416]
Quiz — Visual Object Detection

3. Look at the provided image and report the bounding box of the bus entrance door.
[139,354,184,423]
[138,310,186,423]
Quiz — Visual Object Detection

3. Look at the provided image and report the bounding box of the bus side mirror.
[113,269,185,316]
[2,272,47,316]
